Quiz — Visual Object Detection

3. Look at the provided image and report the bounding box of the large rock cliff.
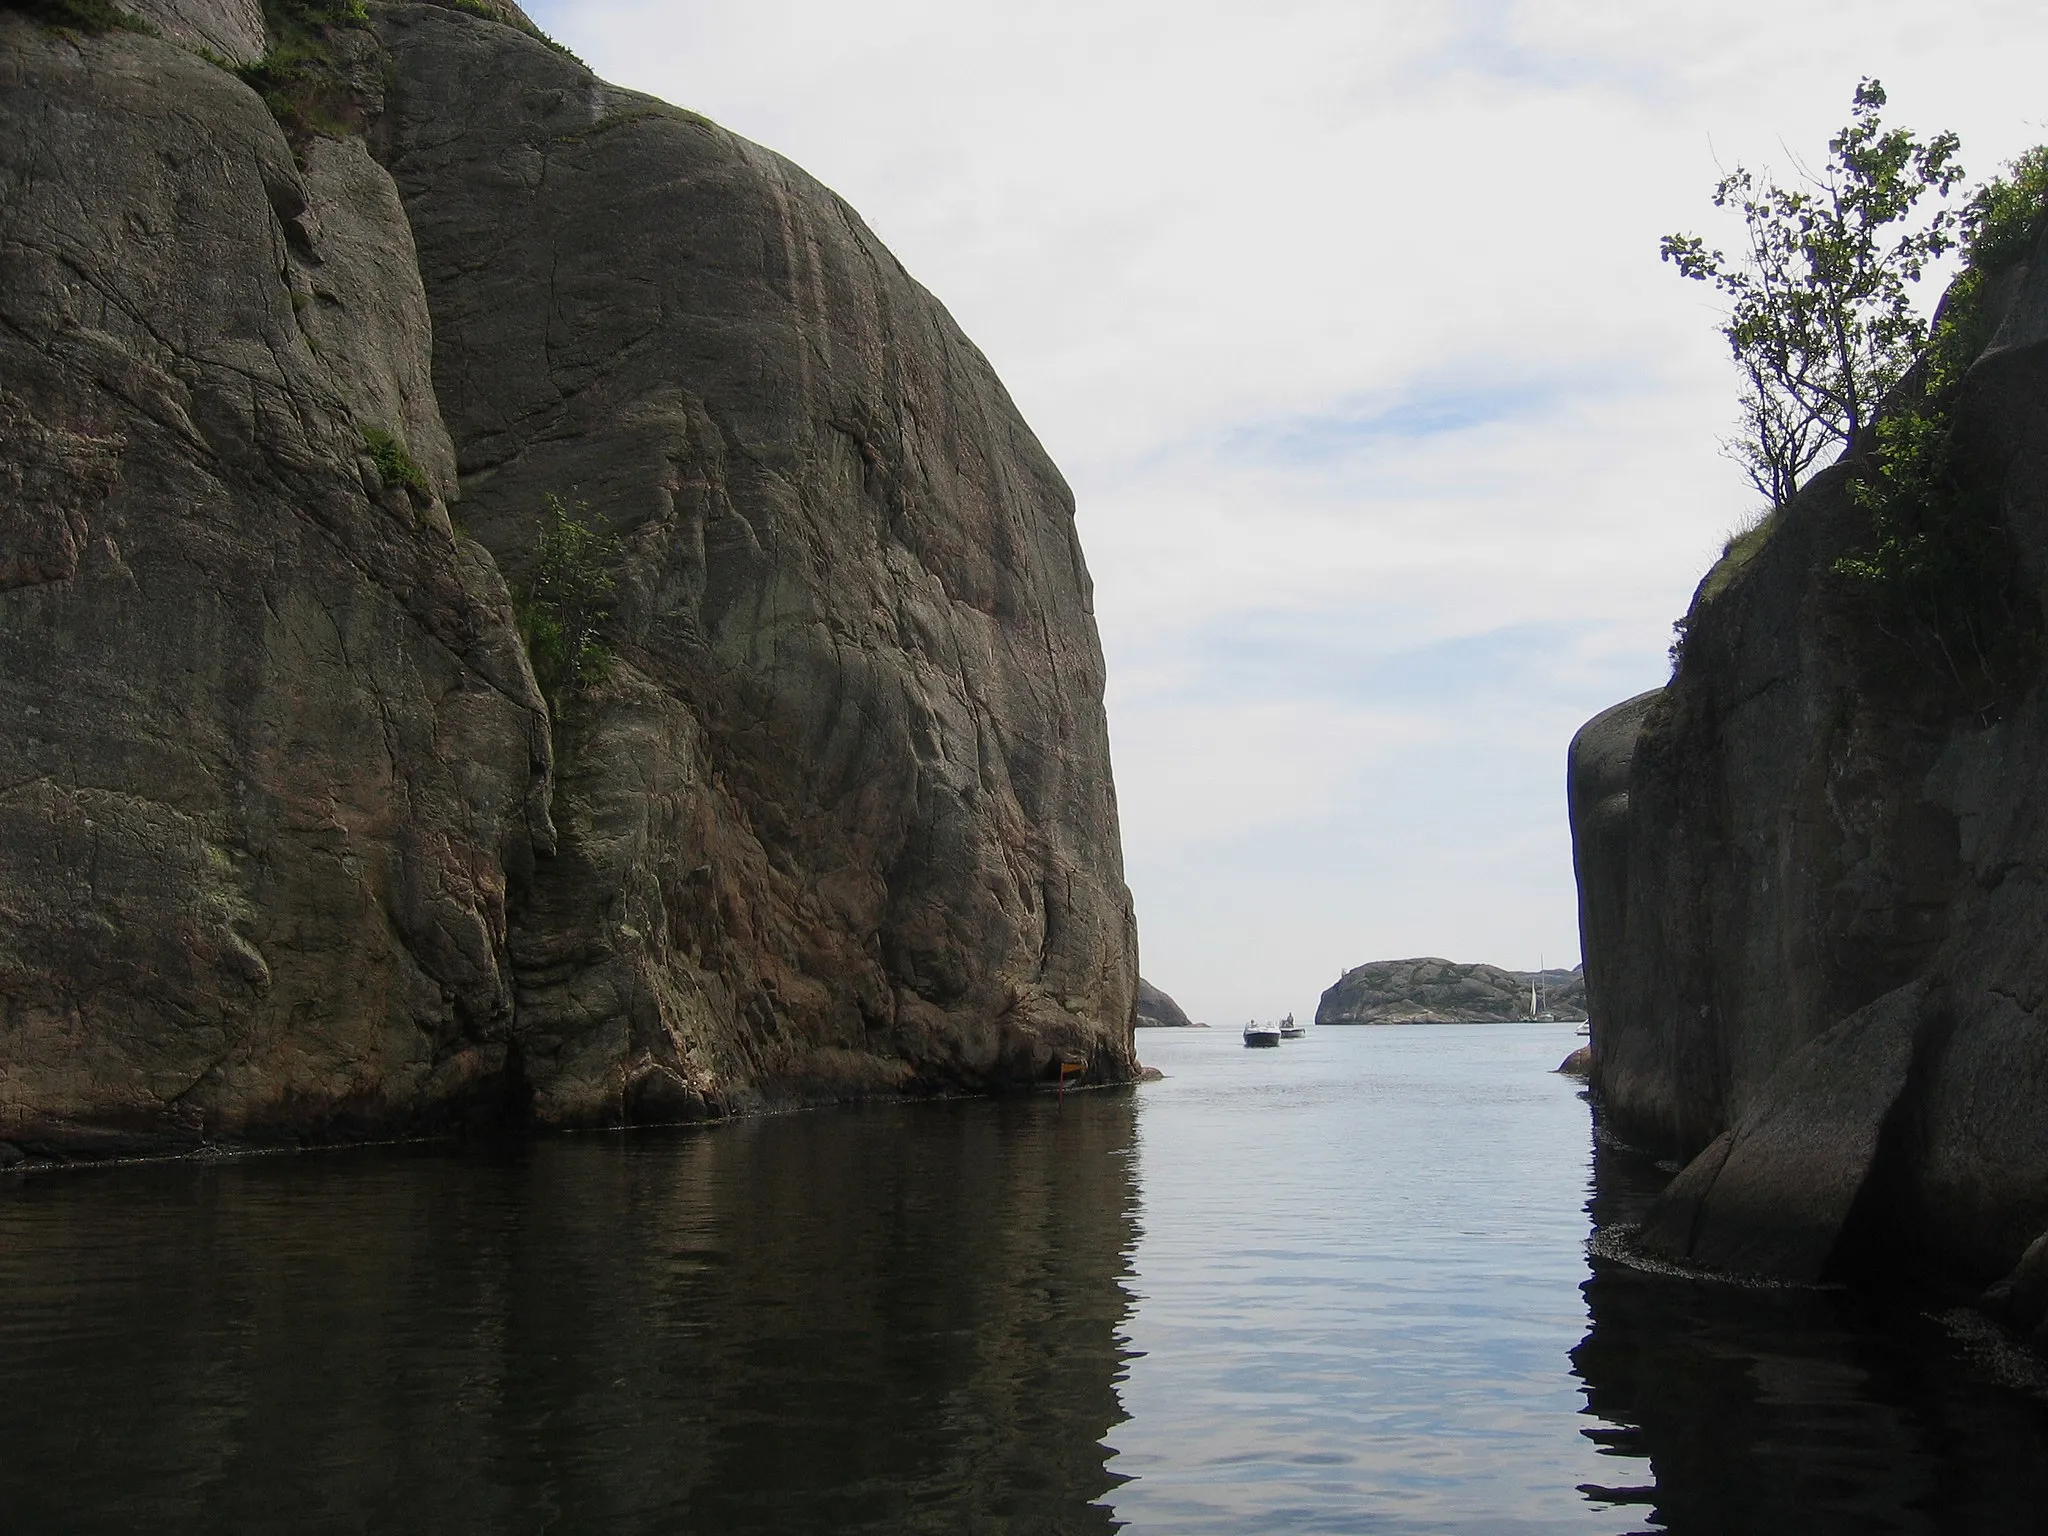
[1569,213,2048,1301]
[0,0,1137,1158]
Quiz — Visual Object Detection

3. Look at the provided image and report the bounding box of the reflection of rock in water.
[1572,1119,2048,1534]
[0,1094,1138,1534]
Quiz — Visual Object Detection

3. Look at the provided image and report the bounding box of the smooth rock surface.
[1567,688,1658,1082]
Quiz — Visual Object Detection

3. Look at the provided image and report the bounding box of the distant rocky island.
[1316,959,1587,1025]
[1135,978,1199,1028]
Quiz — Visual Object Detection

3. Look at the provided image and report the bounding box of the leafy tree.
[1662,79,1963,507]
[518,495,623,708]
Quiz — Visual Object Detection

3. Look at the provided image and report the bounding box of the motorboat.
[1279,1013,1305,1039]
[1243,1020,1282,1048]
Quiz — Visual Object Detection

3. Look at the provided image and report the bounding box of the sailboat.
[1529,956,1555,1023]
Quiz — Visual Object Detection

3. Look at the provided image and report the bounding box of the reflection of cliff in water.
[1572,1119,2048,1534]
[0,1094,1139,1534]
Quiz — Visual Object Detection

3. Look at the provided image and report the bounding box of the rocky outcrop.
[1134,978,1195,1028]
[1315,958,1587,1025]
[0,0,1136,1157]
[1570,215,2048,1292]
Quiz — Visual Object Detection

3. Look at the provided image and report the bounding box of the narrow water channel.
[1,1023,2043,1532]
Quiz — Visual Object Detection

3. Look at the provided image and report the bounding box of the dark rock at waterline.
[1637,983,1923,1282]
[1135,978,1197,1028]
[0,1142,24,1170]
[1556,1046,1592,1078]
[0,1,1136,1153]
[1316,957,1587,1025]
[1982,1230,2048,1347]
[1569,216,2048,1290]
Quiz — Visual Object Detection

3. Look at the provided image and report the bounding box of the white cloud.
[526,0,2048,1023]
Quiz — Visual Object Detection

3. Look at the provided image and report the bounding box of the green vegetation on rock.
[1834,147,2048,690]
[515,495,623,709]
[235,0,371,144]
[361,426,431,498]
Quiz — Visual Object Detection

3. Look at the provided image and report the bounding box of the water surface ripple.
[4,1023,2047,1532]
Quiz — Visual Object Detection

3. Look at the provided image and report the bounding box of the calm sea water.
[3,1023,2046,1533]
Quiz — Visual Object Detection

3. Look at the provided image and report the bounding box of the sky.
[523,0,2048,1027]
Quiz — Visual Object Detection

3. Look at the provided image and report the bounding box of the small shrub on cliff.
[1662,79,1963,508]
[516,496,623,708]
[361,427,431,499]
[266,0,367,31]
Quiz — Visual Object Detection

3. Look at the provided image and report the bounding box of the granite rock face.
[0,0,1136,1155]
[1135,978,1195,1028]
[121,0,267,64]
[373,6,1137,1118]
[0,13,552,1154]
[1316,958,1587,1025]
[1571,217,2048,1288]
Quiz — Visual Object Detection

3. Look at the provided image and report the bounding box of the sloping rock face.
[1135,978,1194,1028]
[1571,219,2048,1287]
[0,0,1136,1155]
[1315,958,1587,1025]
